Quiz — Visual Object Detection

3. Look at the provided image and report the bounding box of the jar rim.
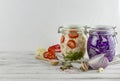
[89,25,115,35]
[60,25,85,34]
[90,25,114,31]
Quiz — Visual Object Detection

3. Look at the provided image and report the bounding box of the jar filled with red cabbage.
[87,25,117,62]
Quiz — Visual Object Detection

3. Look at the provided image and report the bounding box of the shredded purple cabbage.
[87,31,115,62]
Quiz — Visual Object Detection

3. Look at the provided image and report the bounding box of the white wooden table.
[0,52,120,81]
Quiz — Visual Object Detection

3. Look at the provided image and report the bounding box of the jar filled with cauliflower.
[58,25,87,61]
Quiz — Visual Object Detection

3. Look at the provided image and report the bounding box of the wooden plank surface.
[0,52,120,81]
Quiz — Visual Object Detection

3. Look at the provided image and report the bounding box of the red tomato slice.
[49,44,61,52]
[68,31,79,38]
[43,51,56,59]
[47,52,56,59]
[48,47,55,54]
[52,44,61,52]
[55,49,61,52]
[53,44,60,49]
[67,40,76,49]
[60,35,65,43]
[43,51,49,58]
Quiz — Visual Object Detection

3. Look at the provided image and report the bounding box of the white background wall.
[0,0,119,52]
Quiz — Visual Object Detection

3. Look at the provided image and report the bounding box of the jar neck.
[89,26,115,35]
[88,25,118,44]
[59,26,84,34]
[89,30,114,35]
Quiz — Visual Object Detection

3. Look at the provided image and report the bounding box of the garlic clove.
[98,67,104,73]
[80,62,89,71]
[49,59,59,66]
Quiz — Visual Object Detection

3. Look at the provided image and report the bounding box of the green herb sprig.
[64,51,84,61]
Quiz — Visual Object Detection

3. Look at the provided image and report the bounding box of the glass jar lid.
[89,25,116,35]
[58,25,85,34]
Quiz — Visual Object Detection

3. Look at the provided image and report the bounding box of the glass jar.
[58,25,87,61]
[87,25,117,62]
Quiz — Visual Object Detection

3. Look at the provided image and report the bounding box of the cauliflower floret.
[35,48,46,59]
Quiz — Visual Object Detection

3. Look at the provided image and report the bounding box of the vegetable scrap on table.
[35,44,120,73]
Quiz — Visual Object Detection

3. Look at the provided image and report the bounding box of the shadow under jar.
[87,25,117,62]
[58,25,87,61]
